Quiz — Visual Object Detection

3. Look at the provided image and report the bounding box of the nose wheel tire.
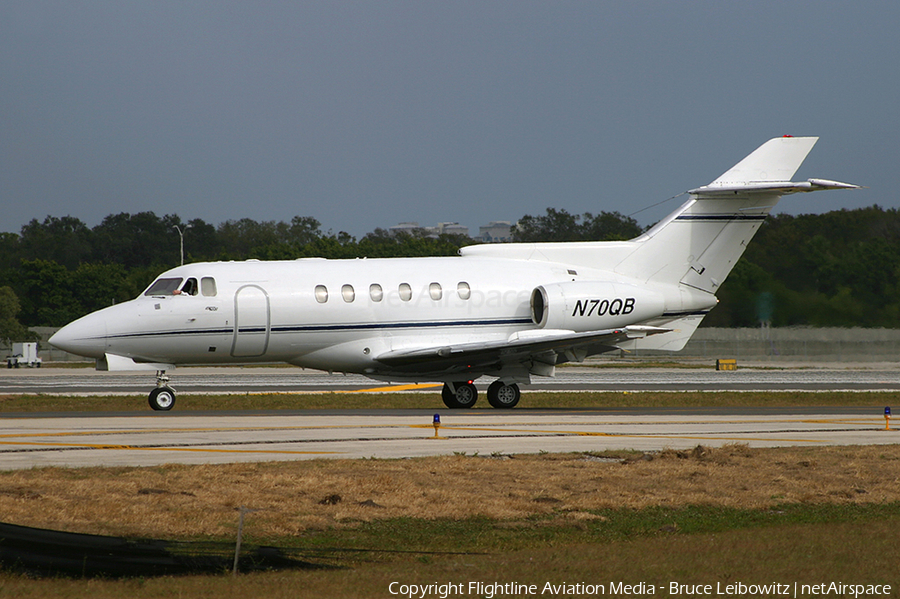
[441,382,478,409]
[487,380,520,409]
[149,387,176,411]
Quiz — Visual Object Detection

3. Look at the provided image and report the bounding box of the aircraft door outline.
[231,284,271,358]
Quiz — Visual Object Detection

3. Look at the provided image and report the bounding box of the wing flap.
[374,326,671,375]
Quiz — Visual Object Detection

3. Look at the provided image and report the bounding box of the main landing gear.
[486,380,521,409]
[148,370,176,411]
[441,380,521,409]
[441,381,478,409]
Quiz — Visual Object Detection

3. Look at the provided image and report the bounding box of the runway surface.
[3,365,900,395]
[0,407,896,470]
[2,366,898,469]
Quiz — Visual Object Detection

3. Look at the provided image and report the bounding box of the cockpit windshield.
[144,278,183,296]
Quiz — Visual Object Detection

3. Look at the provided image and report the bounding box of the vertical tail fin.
[614,136,857,293]
[707,136,818,186]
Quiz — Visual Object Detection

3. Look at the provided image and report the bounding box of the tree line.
[0,213,474,331]
[705,205,900,328]
[1,206,898,339]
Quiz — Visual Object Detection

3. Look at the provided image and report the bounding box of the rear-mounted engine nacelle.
[531,281,666,332]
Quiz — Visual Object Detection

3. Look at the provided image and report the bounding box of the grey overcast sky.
[1,1,896,237]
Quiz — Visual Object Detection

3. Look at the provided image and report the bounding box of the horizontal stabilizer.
[690,178,861,197]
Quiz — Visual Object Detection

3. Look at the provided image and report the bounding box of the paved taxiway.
[0,407,897,470]
[1,366,897,469]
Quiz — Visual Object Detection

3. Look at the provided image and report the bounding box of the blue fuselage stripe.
[102,317,534,341]
[675,214,767,221]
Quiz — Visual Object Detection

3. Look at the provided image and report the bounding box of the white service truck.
[6,342,42,368]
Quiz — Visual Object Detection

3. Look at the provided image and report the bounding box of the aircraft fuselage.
[54,255,685,380]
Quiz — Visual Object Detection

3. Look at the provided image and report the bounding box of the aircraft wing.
[373,325,670,378]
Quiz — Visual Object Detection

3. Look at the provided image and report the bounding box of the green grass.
[565,360,712,369]
[1,504,898,597]
[287,502,900,558]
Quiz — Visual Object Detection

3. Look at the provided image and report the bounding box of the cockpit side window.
[181,278,199,296]
[201,277,217,297]
[144,278,183,296]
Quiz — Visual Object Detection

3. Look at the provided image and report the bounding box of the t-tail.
[614,136,859,292]
[464,136,860,352]
[610,135,859,350]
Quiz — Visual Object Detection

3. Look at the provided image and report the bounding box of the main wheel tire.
[441,382,478,409]
[487,380,520,409]
[149,386,176,411]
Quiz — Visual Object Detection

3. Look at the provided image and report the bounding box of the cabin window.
[315,285,328,303]
[342,284,355,303]
[144,278,183,296]
[399,283,412,301]
[180,278,198,296]
[429,282,442,300]
[457,282,471,300]
[369,284,383,302]
[201,277,217,297]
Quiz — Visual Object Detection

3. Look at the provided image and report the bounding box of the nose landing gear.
[148,370,176,411]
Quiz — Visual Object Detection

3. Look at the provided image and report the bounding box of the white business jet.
[50,136,858,411]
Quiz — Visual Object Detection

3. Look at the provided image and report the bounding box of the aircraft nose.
[49,313,108,359]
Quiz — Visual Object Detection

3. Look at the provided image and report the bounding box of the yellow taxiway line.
[345,383,443,393]
[411,425,829,444]
[0,440,341,456]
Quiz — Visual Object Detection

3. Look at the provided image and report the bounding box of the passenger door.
[231,285,270,357]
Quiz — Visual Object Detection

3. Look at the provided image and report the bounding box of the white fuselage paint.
[52,254,693,379]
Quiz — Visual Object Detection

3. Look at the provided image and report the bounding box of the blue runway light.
[885,407,892,417]
[431,414,442,439]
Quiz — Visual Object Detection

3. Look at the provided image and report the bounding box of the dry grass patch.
[0,444,898,540]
